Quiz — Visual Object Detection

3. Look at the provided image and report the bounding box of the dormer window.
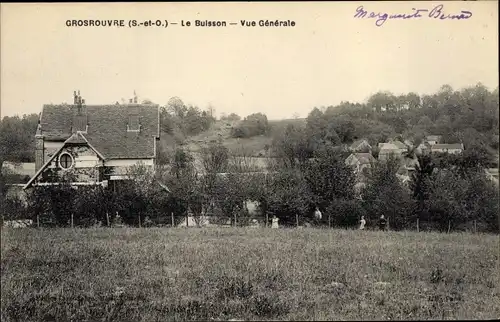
[127,115,141,132]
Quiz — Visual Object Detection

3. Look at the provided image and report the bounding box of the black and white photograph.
[1,1,499,321]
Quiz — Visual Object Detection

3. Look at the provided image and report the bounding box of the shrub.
[231,113,269,138]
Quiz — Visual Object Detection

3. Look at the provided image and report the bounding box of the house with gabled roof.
[425,135,442,145]
[389,139,407,150]
[430,143,464,155]
[349,139,372,153]
[345,152,376,177]
[24,91,161,190]
[378,142,407,161]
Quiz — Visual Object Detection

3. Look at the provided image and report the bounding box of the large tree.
[0,114,38,167]
[361,156,413,230]
[270,123,311,169]
[304,146,356,211]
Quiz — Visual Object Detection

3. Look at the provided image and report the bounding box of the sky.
[1,1,498,120]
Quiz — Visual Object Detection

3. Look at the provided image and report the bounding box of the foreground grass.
[1,228,499,321]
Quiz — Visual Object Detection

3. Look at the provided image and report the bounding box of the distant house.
[415,135,444,154]
[378,142,406,161]
[24,91,161,190]
[349,139,372,153]
[430,143,464,155]
[389,140,407,150]
[425,135,442,145]
[345,152,376,175]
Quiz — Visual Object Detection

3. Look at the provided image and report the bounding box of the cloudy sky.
[1,1,498,120]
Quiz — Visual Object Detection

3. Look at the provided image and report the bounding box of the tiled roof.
[39,104,159,159]
[354,153,375,164]
[378,143,390,149]
[391,140,407,149]
[346,153,375,165]
[431,144,464,150]
[350,139,370,150]
[378,143,401,151]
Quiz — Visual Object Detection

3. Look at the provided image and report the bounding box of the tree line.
[1,140,498,233]
[271,83,498,163]
[1,83,498,166]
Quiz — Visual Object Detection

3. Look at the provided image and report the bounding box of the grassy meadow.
[1,227,499,321]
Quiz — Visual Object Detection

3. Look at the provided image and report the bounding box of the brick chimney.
[71,90,88,132]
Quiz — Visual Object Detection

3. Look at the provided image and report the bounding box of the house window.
[59,153,74,170]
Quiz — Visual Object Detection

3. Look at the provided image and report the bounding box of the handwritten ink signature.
[354,4,473,27]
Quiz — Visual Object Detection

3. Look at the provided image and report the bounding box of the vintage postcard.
[1,1,498,321]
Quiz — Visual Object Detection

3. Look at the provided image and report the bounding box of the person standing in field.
[359,216,366,230]
[314,207,322,220]
[378,215,387,231]
[271,215,279,229]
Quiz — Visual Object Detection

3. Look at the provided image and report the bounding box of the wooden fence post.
[328,214,331,228]
[417,218,419,232]
[71,213,74,228]
[266,212,269,228]
[447,220,451,233]
[106,212,110,227]
[37,214,40,228]
[138,216,141,228]
[296,213,299,228]
[171,212,174,227]
[234,212,237,227]
[186,213,189,227]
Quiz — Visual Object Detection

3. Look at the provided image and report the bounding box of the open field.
[1,228,499,321]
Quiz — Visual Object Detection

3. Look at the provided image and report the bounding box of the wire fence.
[0,211,489,234]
